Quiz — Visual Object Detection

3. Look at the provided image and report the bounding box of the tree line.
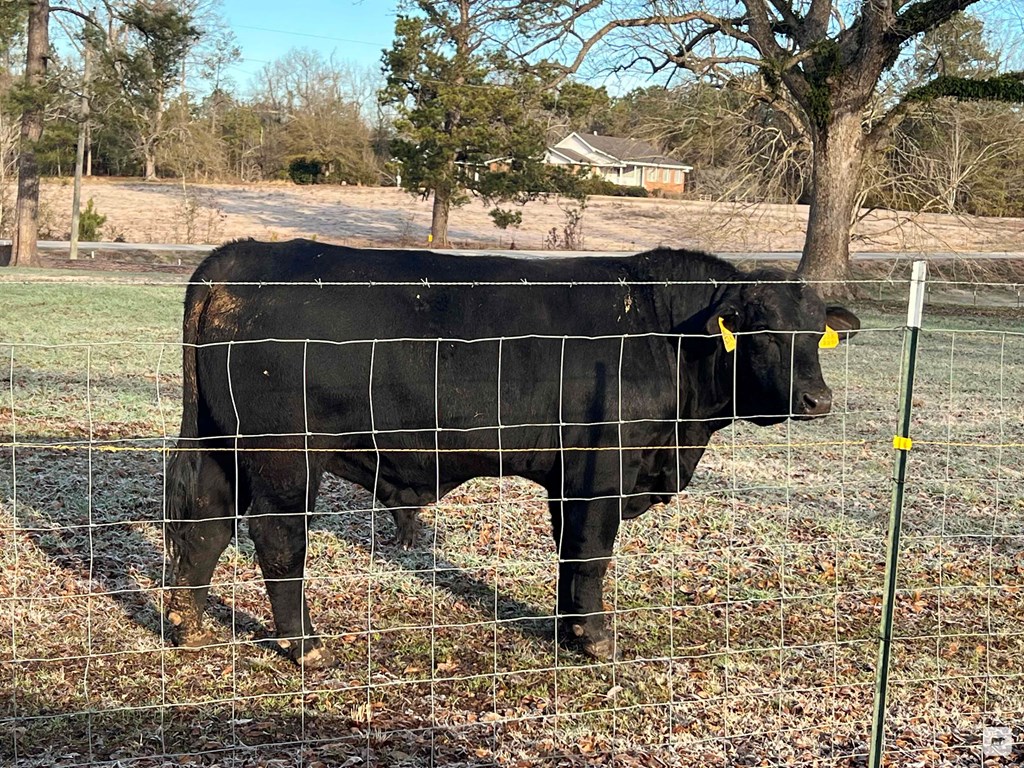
[2,1,1023,289]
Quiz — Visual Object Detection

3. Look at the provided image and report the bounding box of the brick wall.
[642,167,687,193]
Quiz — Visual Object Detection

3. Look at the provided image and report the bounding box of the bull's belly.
[323,440,554,510]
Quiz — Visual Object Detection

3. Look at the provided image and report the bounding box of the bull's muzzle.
[797,388,833,418]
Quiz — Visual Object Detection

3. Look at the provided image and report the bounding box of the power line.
[232,23,388,48]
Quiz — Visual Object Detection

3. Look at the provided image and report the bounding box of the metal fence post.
[868,260,928,768]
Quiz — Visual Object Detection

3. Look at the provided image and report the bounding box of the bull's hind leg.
[166,452,241,647]
[248,478,332,667]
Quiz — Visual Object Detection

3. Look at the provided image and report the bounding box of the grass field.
[1,272,1022,767]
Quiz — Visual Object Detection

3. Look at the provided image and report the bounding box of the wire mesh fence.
[0,263,1022,767]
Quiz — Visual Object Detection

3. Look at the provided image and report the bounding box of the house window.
[674,170,683,184]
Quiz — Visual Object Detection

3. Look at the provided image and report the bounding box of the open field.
[1,271,1023,767]
[33,178,1024,254]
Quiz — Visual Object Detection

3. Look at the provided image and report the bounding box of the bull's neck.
[638,251,743,333]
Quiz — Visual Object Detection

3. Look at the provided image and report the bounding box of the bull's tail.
[164,277,214,573]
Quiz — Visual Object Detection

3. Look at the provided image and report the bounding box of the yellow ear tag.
[718,316,736,352]
[819,324,839,349]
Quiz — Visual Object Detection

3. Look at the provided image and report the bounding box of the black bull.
[165,239,859,665]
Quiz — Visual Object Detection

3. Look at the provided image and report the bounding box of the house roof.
[555,132,692,170]
[547,146,595,165]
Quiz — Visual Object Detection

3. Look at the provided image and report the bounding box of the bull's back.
[187,240,678,490]
[190,239,648,340]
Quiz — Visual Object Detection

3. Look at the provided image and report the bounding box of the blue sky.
[211,1,1023,99]
[218,0,398,90]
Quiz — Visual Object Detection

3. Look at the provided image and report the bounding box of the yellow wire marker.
[892,435,913,451]
[819,324,840,349]
[718,316,736,352]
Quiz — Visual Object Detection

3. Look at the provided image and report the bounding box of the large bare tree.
[511,1,1024,293]
[255,49,380,185]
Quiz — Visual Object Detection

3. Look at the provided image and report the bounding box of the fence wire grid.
[0,268,1022,768]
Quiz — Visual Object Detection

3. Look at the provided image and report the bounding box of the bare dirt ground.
[37,177,1024,254]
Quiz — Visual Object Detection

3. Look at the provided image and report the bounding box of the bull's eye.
[748,330,779,355]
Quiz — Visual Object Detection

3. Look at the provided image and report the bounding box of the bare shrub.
[172,182,226,244]
[543,200,586,250]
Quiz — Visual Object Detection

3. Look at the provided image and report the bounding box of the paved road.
[6,240,1024,261]
[11,239,211,253]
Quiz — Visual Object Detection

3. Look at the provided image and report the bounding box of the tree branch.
[739,2,815,127]
[51,6,102,29]
[904,71,1024,103]
[728,73,810,139]
[743,0,792,60]
[867,71,1024,149]
[765,0,806,43]
[804,0,833,40]
[666,51,765,74]
[530,10,757,83]
[892,0,982,43]
[520,7,753,84]
[510,0,604,63]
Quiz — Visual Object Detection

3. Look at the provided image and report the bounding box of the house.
[545,132,692,194]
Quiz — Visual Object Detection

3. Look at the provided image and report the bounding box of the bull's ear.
[825,305,860,342]
[706,308,740,352]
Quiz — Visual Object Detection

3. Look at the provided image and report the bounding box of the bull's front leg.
[548,497,621,660]
[248,492,333,668]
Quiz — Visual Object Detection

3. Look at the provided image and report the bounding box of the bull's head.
[705,270,860,425]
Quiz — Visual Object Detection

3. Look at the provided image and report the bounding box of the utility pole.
[11,0,50,268]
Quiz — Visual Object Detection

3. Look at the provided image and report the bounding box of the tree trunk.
[797,110,867,298]
[11,0,50,268]
[144,146,157,180]
[430,187,451,247]
[70,44,90,261]
[85,122,92,176]
[143,91,165,180]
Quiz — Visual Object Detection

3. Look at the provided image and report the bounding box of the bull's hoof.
[566,622,619,662]
[180,630,216,648]
[166,610,214,648]
[388,510,420,550]
[276,637,336,668]
[297,644,336,668]
[385,531,418,550]
[583,634,617,661]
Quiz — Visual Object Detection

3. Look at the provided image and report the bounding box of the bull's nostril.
[802,391,832,414]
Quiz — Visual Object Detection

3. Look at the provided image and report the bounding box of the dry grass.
[36,177,1024,254]
[1,276,1022,767]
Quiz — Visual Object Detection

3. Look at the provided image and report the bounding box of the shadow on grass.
[1,445,266,644]
[2,443,555,657]
[310,475,557,645]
